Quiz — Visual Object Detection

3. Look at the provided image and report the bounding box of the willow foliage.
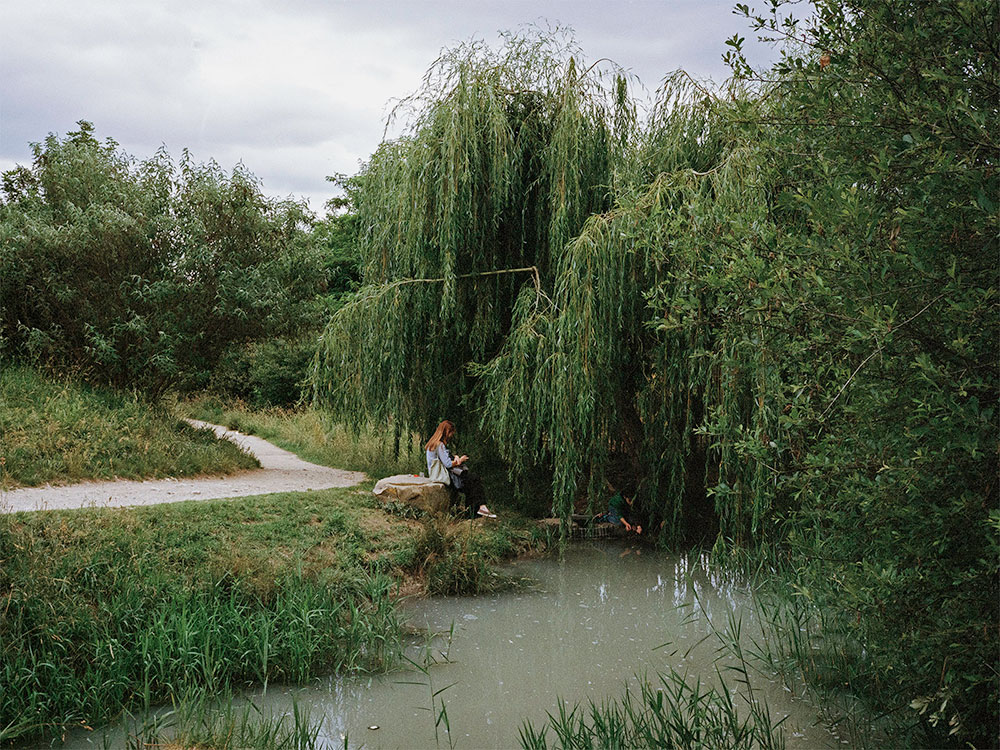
[315,15,996,743]
[478,78,780,544]
[313,31,628,434]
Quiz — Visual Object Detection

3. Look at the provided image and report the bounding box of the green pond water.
[60,541,842,749]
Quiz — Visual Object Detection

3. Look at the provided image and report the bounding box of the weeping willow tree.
[316,11,998,745]
[312,30,632,448]
[313,30,799,547]
[476,74,782,545]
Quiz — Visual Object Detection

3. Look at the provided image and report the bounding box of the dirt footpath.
[0,419,366,514]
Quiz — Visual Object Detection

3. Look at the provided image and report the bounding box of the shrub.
[0,122,328,394]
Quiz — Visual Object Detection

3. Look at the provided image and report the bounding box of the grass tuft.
[518,668,786,750]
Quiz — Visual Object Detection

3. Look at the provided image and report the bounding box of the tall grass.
[412,516,541,596]
[0,488,411,743]
[706,545,949,747]
[0,479,547,743]
[0,365,257,489]
[518,668,786,750]
[3,571,399,739]
[727,583,931,748]
[119,693,326,750]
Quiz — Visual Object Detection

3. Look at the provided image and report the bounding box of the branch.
[362,266,548,308]
[819,294,946,421]
[575,57,616,83]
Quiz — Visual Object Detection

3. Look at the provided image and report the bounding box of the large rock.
[372,474,451,514]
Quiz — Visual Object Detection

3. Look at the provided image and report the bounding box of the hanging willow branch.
[359,265,545,302]
[311,28,625,441]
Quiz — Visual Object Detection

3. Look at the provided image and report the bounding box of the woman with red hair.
[425,420,495,518]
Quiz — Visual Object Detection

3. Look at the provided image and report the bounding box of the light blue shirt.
[426,443,453,474]
[427,443,464,488]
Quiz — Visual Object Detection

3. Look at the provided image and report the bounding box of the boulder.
[372,474,451,515]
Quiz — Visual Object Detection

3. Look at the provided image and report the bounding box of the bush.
[0,122,329,394]
[209,336,318,408]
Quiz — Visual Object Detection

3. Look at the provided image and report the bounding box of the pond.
[61,541,841,749]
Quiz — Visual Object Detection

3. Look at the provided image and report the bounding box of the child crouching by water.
[595,490,642,535]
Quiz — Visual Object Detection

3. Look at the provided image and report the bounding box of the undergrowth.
[0,483,545,743]
[0,488,410,743]
[413,516,543,596]
[0,365,258,489]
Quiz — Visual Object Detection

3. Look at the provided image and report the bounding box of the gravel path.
[0,419,367,514]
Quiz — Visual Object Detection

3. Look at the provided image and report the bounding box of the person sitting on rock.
[425,419,496,519]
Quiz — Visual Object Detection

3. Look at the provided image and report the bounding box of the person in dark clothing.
[596,490,642,534]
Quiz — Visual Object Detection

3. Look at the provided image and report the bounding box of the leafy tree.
[313,173,363,307]
[719,1,999,743]
[312,30,628,439]
[312,8,997,744]
[205,175,364,408]
[0,122,327,393]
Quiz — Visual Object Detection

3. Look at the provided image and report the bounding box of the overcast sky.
[1,1,777,214]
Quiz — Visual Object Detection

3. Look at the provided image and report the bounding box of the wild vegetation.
[0,485,542,743]
[0,122,339,396]
[519,668,785,750]
[312,3,998,746]
[0,0,995,747]
[0,365,257,489]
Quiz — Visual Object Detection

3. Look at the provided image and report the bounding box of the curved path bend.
[0,419,366,514]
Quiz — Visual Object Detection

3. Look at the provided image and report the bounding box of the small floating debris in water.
[368,725,379,731]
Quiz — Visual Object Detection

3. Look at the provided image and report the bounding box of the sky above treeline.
[1,0,779,214]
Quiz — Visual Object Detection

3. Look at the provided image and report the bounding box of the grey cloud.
[1,0,777,213]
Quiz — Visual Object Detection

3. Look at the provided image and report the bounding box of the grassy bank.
[0,366,258,489]
[0,485,543,744]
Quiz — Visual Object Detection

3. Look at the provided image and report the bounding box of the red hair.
[425,420,455,451]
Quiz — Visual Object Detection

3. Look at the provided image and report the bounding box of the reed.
[0,488,408,743]
[518,667,786,750]
[725,577,928,748]
[116,691,325,750]
[396,624,459,750]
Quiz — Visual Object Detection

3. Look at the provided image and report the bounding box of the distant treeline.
[311,3,998,746]
[0,121,359,399]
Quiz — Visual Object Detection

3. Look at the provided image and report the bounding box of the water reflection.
[60,541,836,750]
